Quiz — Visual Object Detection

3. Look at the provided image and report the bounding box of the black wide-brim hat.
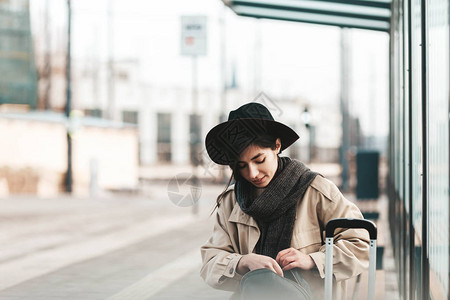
[205,102,299,165]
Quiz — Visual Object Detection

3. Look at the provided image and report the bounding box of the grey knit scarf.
[235,157,318,259]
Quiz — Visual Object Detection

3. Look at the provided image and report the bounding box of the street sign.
[180,15,207,56]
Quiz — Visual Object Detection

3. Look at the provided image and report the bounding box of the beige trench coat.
[200,175,370,300]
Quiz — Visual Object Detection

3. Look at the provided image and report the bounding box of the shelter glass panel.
[410,0,423,298]
[426,0,449,297]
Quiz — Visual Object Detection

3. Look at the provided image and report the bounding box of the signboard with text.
[180,15,207,56]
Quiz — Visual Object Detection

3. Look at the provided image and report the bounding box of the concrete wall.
[0,115,138,197]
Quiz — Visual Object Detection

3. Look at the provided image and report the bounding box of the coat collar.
[228,201,259,228]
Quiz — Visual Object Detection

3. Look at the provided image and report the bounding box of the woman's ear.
[276,138,282,153]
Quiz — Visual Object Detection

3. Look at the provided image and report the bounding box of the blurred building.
[0,0,139,196]
[25,1,346,171]
[1,0,385,193]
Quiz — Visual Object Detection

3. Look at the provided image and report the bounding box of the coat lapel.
[228,202,260,253]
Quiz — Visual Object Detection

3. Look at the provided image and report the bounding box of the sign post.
[181,16,207,216]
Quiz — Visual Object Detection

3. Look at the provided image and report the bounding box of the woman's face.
[237,138,281,188]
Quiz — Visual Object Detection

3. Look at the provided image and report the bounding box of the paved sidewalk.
[0,216,228,300]
[0,179,398,300]
[0,183,233,300]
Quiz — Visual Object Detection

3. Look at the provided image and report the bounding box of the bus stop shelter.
[221,0,391,32]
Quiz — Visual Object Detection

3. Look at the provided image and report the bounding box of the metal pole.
[339,28,350,192]
[310,125,315,163]
[192,55,199,215]
[324,237,333,300]
[308,127,312,163]
[220,7,227,117]
[368,240,377,300]
[407,0,415,296]
[65,0,72,193]
[43,0,51,110]
[107,0,115,120]
[253,20,262,94]
[219,5,228,183]
[420,0,429,298]
[302,106,311,163]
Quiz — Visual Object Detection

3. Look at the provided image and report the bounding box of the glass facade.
[389,0,449,299]
[0,0,37,108]
[157,113,172,163]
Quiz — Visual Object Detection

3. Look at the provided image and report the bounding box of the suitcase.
[324,218,377,300]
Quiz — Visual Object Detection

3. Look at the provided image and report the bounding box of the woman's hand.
[237,253,284,277]
[275,247,315,271]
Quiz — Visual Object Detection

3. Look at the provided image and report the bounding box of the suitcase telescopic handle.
[324,218,377,300]
[325,218,377,239]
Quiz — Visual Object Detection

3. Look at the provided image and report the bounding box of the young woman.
[200,102,369,299]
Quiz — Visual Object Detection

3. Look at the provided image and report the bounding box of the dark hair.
[210,134,280,214]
